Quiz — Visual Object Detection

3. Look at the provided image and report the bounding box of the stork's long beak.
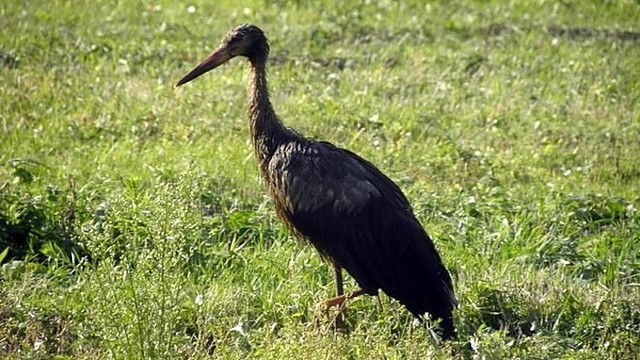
[175,47,231,87]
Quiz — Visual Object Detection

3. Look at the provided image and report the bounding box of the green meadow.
[1,0,639,358]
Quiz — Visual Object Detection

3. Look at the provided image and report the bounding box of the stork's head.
[176,24,269,87]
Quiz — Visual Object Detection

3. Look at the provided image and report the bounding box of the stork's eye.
[227,36,244,55]
[226,44,238,56]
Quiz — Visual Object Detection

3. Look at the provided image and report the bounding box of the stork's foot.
[314,289,368,333]
[321,288,368,309]
[333,306,346,333]
[314,296,347,333]
[323,293,349,309]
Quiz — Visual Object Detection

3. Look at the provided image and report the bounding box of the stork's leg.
[324,264,371,331]
[334,264,344,298]
[332,264,345,331]
[315,264,367,332]
[323,288,368,308]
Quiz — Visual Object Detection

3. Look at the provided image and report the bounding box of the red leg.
[317,264,368,332]
[323,288,367,308]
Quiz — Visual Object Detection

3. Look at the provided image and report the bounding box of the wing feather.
[267,139,456,330]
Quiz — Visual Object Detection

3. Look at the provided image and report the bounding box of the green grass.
[1,0,639,358]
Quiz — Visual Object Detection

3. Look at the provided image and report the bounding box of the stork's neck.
[247,60,293,170]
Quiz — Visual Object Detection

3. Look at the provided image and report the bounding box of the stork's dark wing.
[267,140,456,333]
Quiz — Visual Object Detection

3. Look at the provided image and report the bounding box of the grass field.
[1,0,639,358]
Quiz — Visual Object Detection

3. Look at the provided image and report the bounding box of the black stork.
[176,24,457,339]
